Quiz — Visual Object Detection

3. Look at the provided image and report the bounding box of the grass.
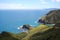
[22,24,52,40]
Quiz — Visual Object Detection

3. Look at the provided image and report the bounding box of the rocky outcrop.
[38,9,60,24]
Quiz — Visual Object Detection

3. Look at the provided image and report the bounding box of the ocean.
[0,9,49,33]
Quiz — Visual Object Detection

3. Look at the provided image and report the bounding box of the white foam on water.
[17,25,23,30]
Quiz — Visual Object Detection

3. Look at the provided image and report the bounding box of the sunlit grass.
[22,24,52,40]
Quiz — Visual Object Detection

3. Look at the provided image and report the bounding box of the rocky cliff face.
[45,9,60,24]
[38,9,60,24]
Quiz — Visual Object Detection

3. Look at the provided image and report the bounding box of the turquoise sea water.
[0,9,49,33]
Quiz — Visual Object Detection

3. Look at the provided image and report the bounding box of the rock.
[22,24,33,31]
[38,9,60,24]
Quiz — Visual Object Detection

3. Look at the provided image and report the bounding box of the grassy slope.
[16,32,27,40]
[22,24,53,40]
[29,27,60,40]
[0,31,27,40]
[0,31,19,40]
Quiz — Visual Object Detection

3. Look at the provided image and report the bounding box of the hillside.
[0,31,27,40]
[22,24,60,40]
[40,9,60,24]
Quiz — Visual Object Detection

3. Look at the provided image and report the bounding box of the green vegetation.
[43,10,60,24]
[0,31,27,40]
[0,31,19,40]
[22,24,52,40]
